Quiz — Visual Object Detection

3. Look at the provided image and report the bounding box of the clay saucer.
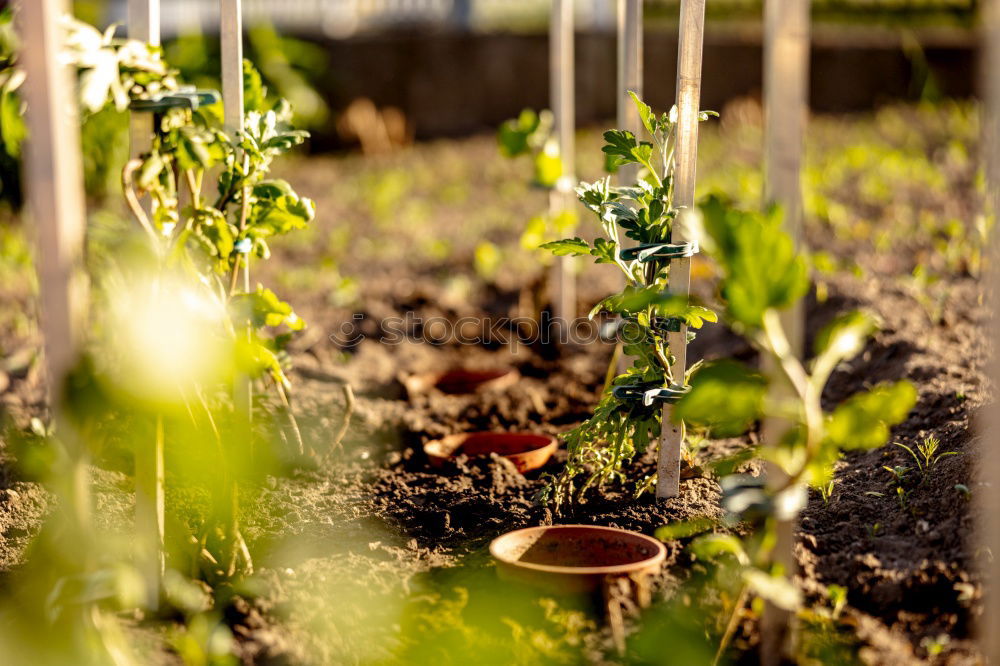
[424,431,557,473]
[489,524,666,594]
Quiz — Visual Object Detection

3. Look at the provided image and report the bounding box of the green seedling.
[818,479,836,505]
[882,465,911,510]
[920,634,951,658]
[896,435,959,480]
[954,483,971,500]
[883,464,910,484]
[906,265,949,325]
[535,93,718,507]
[495,108,577,314]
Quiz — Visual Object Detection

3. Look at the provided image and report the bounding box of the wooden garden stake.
[220,0,255,575]
[658,0,705,500]
[616,0,642,186]
[127,0,165,610]
[980,0,1000,661]
[549,0,576,329]
[221,0,245,143]
[614,0,642,373]
[17,0,91,527]
[760,0,811,662]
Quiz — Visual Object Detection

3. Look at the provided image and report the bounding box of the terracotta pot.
[489,524,666,595]
[424,431,557,473]
[404,367,518,396]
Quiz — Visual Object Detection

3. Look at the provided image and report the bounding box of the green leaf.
[814,310,878,358]
[497,108,541,158]
[812,310,879,375]
[243,59,270,114]
[533,140,562,188]
[249,179,315,235]
[689,534,749,565]
[628,91,656,135]
[0,79,25,158]
[137,153,165,190]
[824,381,917,450]
[675,360,766,437]
[540,237,591,257]
[743,568,802,611]
[655,518,715,541]
[699,196,810,328]
[601,129,653,170]
[590,237,617,264]
[231,285,304,331]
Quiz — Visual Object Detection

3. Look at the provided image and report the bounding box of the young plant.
[495,108,577,313]
[896,435,959,480]
[114,59,314,577]
[536,94,717,506]
[671,196,917,650]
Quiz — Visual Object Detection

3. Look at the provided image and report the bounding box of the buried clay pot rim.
[403,367,519,395]
[423,431,558,473]
[423,431,556,458]
[489,524,667,577]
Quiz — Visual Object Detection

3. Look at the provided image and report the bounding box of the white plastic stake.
[760,0,811,662]
[127,0,165,610]
[549,0,576,330]
[980,0,1000,661]
[658,0,705,500]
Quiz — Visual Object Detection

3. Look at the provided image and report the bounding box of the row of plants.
[528,95,920,659]
[0,11,327,208]
[1,13,325,663]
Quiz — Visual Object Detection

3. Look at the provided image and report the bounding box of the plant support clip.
[612,383,690,406]
[130,86,221,113]
[619,240,699,263]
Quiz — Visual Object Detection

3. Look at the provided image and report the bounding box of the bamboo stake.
[980,0,1000,661]
[549,0,576,331]
[127,0,165,611]
[760,0,810,663]
[221,0,253,574]
[616,0,642,186]
[615,0,642,372]
[17,0,91,531]
[221,0,245,140]
[658,0,705,500]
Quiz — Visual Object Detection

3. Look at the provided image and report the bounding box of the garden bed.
[0,102,988,664]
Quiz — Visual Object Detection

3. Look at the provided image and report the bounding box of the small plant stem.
[228,178,253,296]
[603,344,622,394]
[714,584,750,666]
[184,168,201,208]
[274,381,305,456]
[330,383,356,453]
[760,310,823,486]
[121,159,160,247]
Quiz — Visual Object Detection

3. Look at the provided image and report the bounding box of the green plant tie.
[130,87,221,113]
[618,240,699,263]
[623,315,683,334]
[612,383,689,406]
